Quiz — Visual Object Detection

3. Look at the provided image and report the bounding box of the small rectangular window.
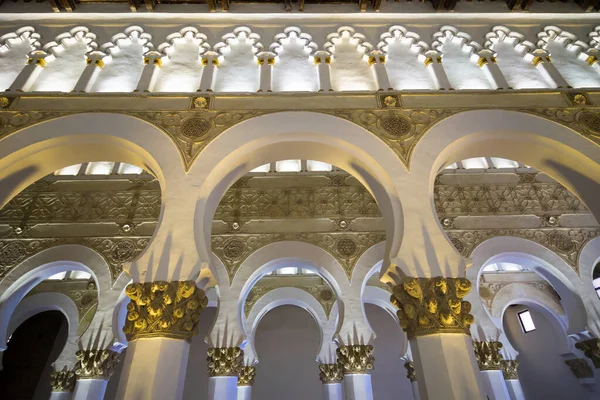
[517,310,536,333]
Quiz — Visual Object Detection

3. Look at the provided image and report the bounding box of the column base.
[116,337,190,400]
[73,379,108,400]
[343,374,373,400]
[322,382,343,400]
[208,376,237,400]
[480,370,510,400]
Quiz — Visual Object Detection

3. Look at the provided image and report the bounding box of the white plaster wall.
[31,39,87,92]
[272,35,318,92]
[544,41,600,89]
[385,38,434,90]
[329,36,376,92]
[92,41,145,93]
[503,305,593,400]
[491,40,549,89]
[0,38,31,90]
[214,33,260,93]
[440,41,492,90]
[154,39,203,92]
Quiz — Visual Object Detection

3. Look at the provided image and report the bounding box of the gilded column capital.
[336,345,374,374]
[404,361,416,382]
[565,358,594,379]
[318,363,343,384]
[575,338,600,368]
[50,367,76,392]
[473,341,503,371]
[207,347,243,377]
[123,280,208,341]
[75,349,119,380]
[238,366,256,386]
[500,360,519,380]
[391,277,474,339]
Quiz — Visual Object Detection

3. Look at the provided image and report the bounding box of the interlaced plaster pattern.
[154,27,209,93]
[0,27,40,91]
[93,26,153,93]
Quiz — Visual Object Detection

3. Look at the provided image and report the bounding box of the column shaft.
[116,338,190,400]
[257,55,274,92]
[480,370,510,400]
[73,379,108,400]
[73,56,104,93]
[9,54,46,92]
[477,53,509,89]
[411,381,421,400]
[343,374,373,400]
[315,52,333,92]
[424,54,451,90]
[208,376,237,400]
[505,380,525,400]
[237,385,252,400]
[49,392,72,400]
[322,382,343,400]
[135,53,162,92]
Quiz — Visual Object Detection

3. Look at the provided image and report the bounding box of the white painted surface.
[208,376,238,400]
[343,374,374,400]
[49,392,72,400]
[237,385,252,400]
[73,379,108,400]
[322,382,343,400]
[504,379,526,400]
[480,370,510,400]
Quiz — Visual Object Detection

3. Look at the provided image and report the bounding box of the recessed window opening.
[275,160,301,172]
[517,309,536,333]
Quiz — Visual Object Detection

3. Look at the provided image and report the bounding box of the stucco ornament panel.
[212,232,385,282]
[478,279,562,314]
[446,228,600,274]
[473,340,503,371]
[319,363,343,383]
[207,347,243,377]
[74,349,119,379]
[323,108,458,168]
[500,360,519,380]
[336,344,375,374]
[50,367,76,392]
[391,277,474,339]
[123,280,208,341]
[131,109,266,171]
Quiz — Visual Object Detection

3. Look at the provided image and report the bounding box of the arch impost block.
[336,344,374,374]
[207,346,243,377]
[123,280,208,341]
[575,337,600,368]
[473,340,504,371]
[238,365,256,386]
[390,277,474,339]
[319,363,344,383]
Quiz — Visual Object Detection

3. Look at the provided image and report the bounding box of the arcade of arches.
[2,5,600,400]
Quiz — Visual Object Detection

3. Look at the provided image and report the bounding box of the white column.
[8,50,47,92]
[343,374,373,400]
[257,52,275,93]
[135,51,162,93]
[237,384,252,400]
[208,376,237,400]
[73,51,105,93]
[411,381,421,400]
[404,360,421,400]
[423,51,451,90]
[480,370,510,400]
[73,379,108,400]
[116,338,190,400]
[322,382,343,400]
[368,50,392,91]
[49,392,72,400]
[476,50,510,90]
[198,51,219,92]
[411,334,485,400]
[529,50,570,88]
[504,379,525,400]
[314,51,333,92]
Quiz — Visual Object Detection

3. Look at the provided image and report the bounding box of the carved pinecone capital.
[75,350,119,380]
[123,280,208,341]
[238,366,256,386]
[319,363,343,384]
[565,358,594,379]
[391,277,474,339]
[500,360,519,380]
[575,338,600,368]
[207,347,243,377]
[473,341,503,371]
[404,361,416,382]
[336,345,374,374]
[50,367,76,392]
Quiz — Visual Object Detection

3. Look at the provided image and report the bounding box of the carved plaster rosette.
[391,277,474,339]
[473,341,503,370]
[575,338,600,368]
[238,366,256,386]
[50,367,76,391]
[336,345,375,374]
[319,363,343,384]
[500,360,519,380]
[75,350,119,380]
[123,280,208,341]
[404,361,416,382]
[207,347,243,377]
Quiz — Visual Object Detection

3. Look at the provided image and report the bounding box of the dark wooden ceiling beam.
[575,0,600,11]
